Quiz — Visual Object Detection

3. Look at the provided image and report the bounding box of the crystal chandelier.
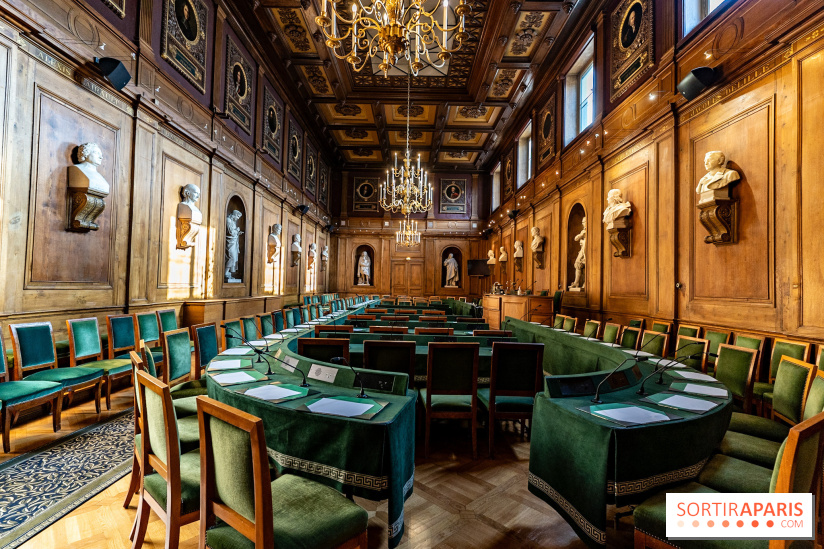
[315,0,471,77]
[396,216,421,246]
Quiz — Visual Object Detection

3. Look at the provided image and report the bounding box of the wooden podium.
[482,294,554,329]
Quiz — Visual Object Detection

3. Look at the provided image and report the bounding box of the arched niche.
[354,244,375,286]
[224,195,247,284]
[441,246,462,288]
[566,203,587,291]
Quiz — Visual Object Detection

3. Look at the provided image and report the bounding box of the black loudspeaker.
[481,228,494,239]
[94,57,131,91]
[677,66,717,101]
[508,209,520,220]
[295,204,311,216]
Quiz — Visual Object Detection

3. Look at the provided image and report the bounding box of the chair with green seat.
[162,328,208,400]
[155,309,178,334]
[222,320,244,350]
[703,328,730,372]
[552,315,567,329]
[552,291,563,316]
[422,342,480,459]
[0,334,63,453]
[628,318,645,330]
[676,324,702,338]
[582,320,601,339]
[601,323,622,344]
[762,356,817,426]
[291,308,302,327]
[752,338,811,414]
[106,314,139,360]
[283,308,296,329]
[136,312,165,370]
[301,307,311,324]
[618,326,641,350]
[670,335,710,373]
[562,316,577,333]
[196,396,369,549]
[297,338,349,363]
[191,322,220,374]
[638,330,668,357]
[713,343,758,415]
[66,317,132,411]
[732,331,765,372]
[9,322,103,413]
[256,313,274,337]
[272,310,285,332]
[362,340,416,389]
[308,305,319,321]
[478,342,544,457]
[239,316,260,340]
[130,370,201,549]
[649,321,671,334]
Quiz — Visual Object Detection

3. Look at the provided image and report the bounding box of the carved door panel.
[391,262,408,295]
[408,261,424,296]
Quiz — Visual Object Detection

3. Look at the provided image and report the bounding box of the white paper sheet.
[682,383,728,398]
[264,333,286,340]
[212,371,257,385]
[221,347,253,355]
[296,324,312,328]
[245,385,301,400]
[248,340,272,346]
[672,370,718,383]
[307,398,372,417]
[657,395,717,413]
[598,342,620,347]
[209,359,244,371]
[649,358,687,369]
[635,351,655,357]
[593,406,670,424]
[280,328,300,333]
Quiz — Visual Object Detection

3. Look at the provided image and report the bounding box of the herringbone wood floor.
[3,384,634,548]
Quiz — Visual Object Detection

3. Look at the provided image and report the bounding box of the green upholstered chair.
[303,296,311,305]
[582,320,601,339]
[670,335,710,373]
[272,311,285,332]
[308,305,319,321]
[131,370,201,549]
[601,323,621,344]
[478,342,544,457]
[66,317,132,410]
[240,316,259,340]
[156,309,178,334]
[628,318,645,330]
[552,315,566,329]
[293,308,303,326]
[633,411,824,549]
[752,338,811,410]
[562,316,576,332]
[0,334,63,453]
[703,328,730,371]
[732,332,765,375]
[301,307,311,324]
[8,322,103,413]
[619,326,641,350]
[650,321,671,334]
[297,338,349,363]
[136,312,165,369]
[196,396,368,549]
[639,330,668,357]
[762,356,816,426]
[552,291,563,315]
[421,342,480,459]
[362,340,416,389]
[676,324,702,338]
[713,343,758,414]
[222,320,244,350]
[191,322,220,373]
[162,328,208,401]
[106,314,139,360]
[256,314,274,337]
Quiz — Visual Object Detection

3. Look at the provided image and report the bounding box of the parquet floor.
[3,385,634,549]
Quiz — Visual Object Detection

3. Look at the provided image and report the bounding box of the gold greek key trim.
[528,472,606,544]
[606,458,708,496]
[267,448,389,490]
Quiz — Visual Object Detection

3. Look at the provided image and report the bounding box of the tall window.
[684,0,728,35]
[563,35,595,145]
[491,163,501,212]
[517,122,532,188]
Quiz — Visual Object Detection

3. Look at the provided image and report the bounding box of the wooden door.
[391,260,424,296]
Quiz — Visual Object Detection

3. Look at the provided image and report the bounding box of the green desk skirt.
[444,298,477,317]
[527,363,732,548]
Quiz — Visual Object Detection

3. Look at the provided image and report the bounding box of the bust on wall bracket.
[531,227,545,269]
[602,188,633,258]
[695,151,740,245]
[267,223,282,264]
[176,183,202,250]
[291,234,302,267]
[67,143,109,232]
[513,240,524,272]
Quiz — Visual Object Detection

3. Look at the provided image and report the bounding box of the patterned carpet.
[0,410,134,549]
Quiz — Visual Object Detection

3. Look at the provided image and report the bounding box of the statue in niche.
[321,245,329,271]
[531,227,545,269]
[603,188,633,258]
[696,151,740,198]
[225,210,244,282]
[308,243,317,269]
[67,142,110,232]
[513,240,524,272]
[443,253,459,287]
[696,151,741,244]
[176,183,202,250]
[499,247,508,263]
[569,217,586,290]
[357,251,371,285]
[487,250,496,264]
[291,234,302,267]
[267,223,282,264]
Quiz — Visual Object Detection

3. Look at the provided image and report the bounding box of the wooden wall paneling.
[210,162,255,298]
[283,213,301,296]
[303,223,316,293]
[0,33,19,313]
[654,122,676,319]
[129,112,158,305]
[253,189,281,296]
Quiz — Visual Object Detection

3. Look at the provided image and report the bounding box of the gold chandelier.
[315,0,471,77]
[396,216,421,246]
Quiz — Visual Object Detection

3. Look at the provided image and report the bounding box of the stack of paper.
[209,359,245,371]
[212,371,258,385]
[592,405,670,425]
[655,394,717,413]
[245,385,301,401]
[221,347,253,356]
[670,370,719,383]
[307,398,372,417]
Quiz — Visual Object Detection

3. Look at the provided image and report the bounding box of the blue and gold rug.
[0,410,134,548]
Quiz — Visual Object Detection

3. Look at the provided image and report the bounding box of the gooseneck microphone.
[330,356,368,398]
[636,349,717,396]
[590,329,669,404]
[221,323,266,365]
[632,331,669,362]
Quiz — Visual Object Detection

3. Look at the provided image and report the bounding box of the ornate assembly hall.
[0,0,821,547]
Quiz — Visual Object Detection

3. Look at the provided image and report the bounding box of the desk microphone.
[632,331,669,363]
[504,307,540,330]
[590,330,669,404]
[221,323,266,365]
[330,356,368,398]
[636,350,717,396]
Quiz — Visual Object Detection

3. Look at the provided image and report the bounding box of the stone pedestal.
[697,188,737,245]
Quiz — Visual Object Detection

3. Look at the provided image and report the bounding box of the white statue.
[176,183,202,250]
[487,250,496,264]
[531,227,545,252]
[291,234,302,267]
[513,241,524,258]
[570,217,586,290]
[225,210,243,282]
[321,245,329,271]
[267,223,282,264]
[696,151,740,196]
[357,251,371,285]
[602,188,633,230]
[499,246,508,263]
[67,142,109,231]
[308,242,317,269]
[443,253,459,287]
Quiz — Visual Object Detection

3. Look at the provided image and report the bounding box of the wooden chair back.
[732,332,766,377]
[297,338,350,363]
[771,356,817,426]
[136,312,161,347]
[314,325,354,337]
[348,314,376,320]
[369,326,407,334]
[381,316,409,322]
[9,322,57,381]
[601,323,622,344]
[106,314,139,359]
[161,327,194,385]
[672,335,710,372]
[639,330,669,357]
[222,319,244,350]
[649,321,671,334]
[362,340,416,388]
[714,343,758,412]
[415,327,454,335]
[473,330,513,337]
[769,338,811,384]
[676,324,702,338]
[619,326,642,350]
[582,320,601,339]
[66,317,104,366]
[191,322,220,374]
[156,309,178,334]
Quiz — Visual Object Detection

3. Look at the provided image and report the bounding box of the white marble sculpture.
[321,245,329,271]
[225,210,243,282]
[602,188,632,230]
[499,247,508,263]
[695,151,740,199]
[291,234,302,267]
[531,227,545,253]
[487,250,496,264]
[514,241,524,258]
[569,217,586,290]
[357,251,371,285]
[176,183,202,250]
[443,253,459,287]
[68,142,110,231]
[267,223,282,264]
[308,242,317,269]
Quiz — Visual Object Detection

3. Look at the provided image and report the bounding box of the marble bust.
[487,250,496,264]
[321,245,329,271]
[291,234,302,266]
[176,183,202,250]
[225,210,243,282]
[602,188,632,230]
[267,223,282,264]
[696,151,740,195]
[67,142,110,231]
[498,247,508,263]
[513,240,524,258]
[443,253,459,287]
[308,242,317,268]
[531,227,544,252]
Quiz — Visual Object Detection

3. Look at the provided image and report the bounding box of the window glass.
[578,62,594,132]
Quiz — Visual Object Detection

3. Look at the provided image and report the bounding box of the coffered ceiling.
[252,0,581,171]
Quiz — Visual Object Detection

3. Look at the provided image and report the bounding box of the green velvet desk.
[349,320,489,332]
[444,298,477,317]
[206,302,415,548]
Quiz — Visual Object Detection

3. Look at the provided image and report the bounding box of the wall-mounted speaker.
[481,228,494,239]
[677,67,717,101]
[93,57,131,91]
[508,209,520,220]
[295,204,311,216]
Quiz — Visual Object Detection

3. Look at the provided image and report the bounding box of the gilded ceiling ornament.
[303,66,330,93]
[278,9,311,52]
[510,12,544,55]
[402,129,423,140]
[491,69,517,97]
[398,105,424,118]
[447,151,468,159]
[335,103,362,116]
[459,105,487,119]
[344,128,369,139]
[452,130,476,141]
[353,147,373,157]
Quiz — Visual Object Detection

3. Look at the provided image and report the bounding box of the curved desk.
[206,302,415,548]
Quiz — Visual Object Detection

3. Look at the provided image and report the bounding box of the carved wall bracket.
[68,189,106,231]
[698,189,738,245]
[607,217,632,257]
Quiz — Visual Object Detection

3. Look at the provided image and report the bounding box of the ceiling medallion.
[459,104,487,118]
[491,69,517,97]
[303,66,330,93]
[315,0,471,77]
[335,103,363,116]
[402,129,423,140]
[452,130,476,141]
[510,12,544,55]
[398,104,424,118]
[447,151,467,158]
[344,128,369,139]
[353,147,374,156]
[278,9,312,52]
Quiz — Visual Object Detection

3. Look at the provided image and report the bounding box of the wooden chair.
[714,343,759,414]
[414,327,454,335]
[161,328,208,399]
[106,314,140,359]
[426,310,447,315]
[67,317,132,410]
[257,313,275,337]
[9,322,103,413]
[676,324,702,338]
[478,342,544,457]
[362,340,416,389]
[627,318,645,331]
[552,315,567,329]
[704,328,731,371]
[601,323,622,344]
[369,326,407,334]
[618,326,641,350]
[283,308,297,329]
[196,396,368,549]
[136,312,164,368]
[732,332,766,375]
[649,321,671,334]
[131,370,201,549]
[297,338,350,363]
[366,308,388,314]
[272,310,285,332]
[314,325,354,337]
[156,309,178,334]
[763,356,817,426]
[638,330,668,357]
[582,320,601,339]
[239,316,261,341]
[671,335,710,373]
[422,342,480,459]
[455,317,481,323]
[473,329,513,337]
[562,316,577,332]
[222,319,244,350]
[0,334,62,453]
